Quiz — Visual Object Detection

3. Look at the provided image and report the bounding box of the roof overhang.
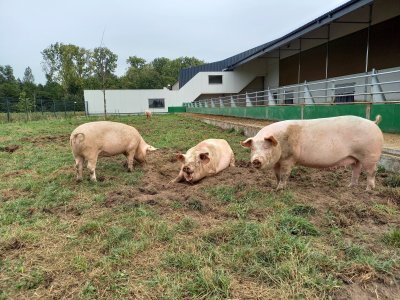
[225,0,374,70]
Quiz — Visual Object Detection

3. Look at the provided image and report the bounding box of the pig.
[70,121,157,182]
[172,139,235,183]
[241,115,383,191]
[145,110,152,119]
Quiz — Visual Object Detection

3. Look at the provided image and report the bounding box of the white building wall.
[84,89,179,115]
[84,70,260,114]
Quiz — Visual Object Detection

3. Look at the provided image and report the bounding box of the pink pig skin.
[173,139,235,183]
[70,121,156,182]
[241,115,383,190]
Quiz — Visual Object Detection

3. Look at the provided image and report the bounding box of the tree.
[126,56,146,70]
[41,43,91,99]
[16,91,35,115]
[91,47,118,118]
[0,65,16,83]
[23,66,35,84]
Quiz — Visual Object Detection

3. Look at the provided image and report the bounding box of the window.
[148,98,165,108]
[334,83,355,103]
[209,75,223,84]
[284,91,294,104]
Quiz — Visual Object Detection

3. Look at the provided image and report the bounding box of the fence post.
[53,100,56,118]
[73,101,76,115]
[64,100,67,118]
[40,98,44,115]
[25,96,29,121]
[6,98,10,122]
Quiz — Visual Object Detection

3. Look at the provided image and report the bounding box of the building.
[84,0,399,115]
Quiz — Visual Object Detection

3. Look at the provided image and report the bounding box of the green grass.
[0,114,399,299]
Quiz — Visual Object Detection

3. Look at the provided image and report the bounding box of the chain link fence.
[0,98,86,123]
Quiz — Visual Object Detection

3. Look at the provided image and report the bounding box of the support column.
[303,81,315,104]
[267,88,276,105]
[371,69,386,102]
[230,95,236,107]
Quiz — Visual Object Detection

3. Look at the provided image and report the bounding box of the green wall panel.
[371,103,400,133]
[168,106,186,113]
[267,106,301,120]
[186,103,400,133]
[304,104,366,119]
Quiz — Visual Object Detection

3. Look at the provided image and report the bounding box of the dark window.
[284,91,294,104]
[334,83,355,103]
[209,75,223,84]
[148,98,165,108]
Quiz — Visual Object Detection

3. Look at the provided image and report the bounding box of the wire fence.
[0,98,86,123]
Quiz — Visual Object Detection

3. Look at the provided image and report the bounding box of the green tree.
[41,43,91,99]
[16,91,35,113]
[91,47,118,118]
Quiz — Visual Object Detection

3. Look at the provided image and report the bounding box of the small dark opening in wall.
[148,98,165,108]
[209,75,223,84]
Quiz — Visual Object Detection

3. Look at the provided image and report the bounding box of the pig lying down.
[172,139,235,183]
[241,115,383,190]
[70,121,157,181]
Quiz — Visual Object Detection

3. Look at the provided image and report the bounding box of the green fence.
[187,103,400,133]
[168,106,186,113]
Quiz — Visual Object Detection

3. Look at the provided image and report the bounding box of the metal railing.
[185,69,400,108]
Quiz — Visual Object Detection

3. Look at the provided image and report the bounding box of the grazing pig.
[145,110,152,119]
[172,139,235,183]
[241,115,383,190]
[70,121,157,182]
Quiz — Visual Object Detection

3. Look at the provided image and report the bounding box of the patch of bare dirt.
[20,134,69,146]
[0,145,20,153]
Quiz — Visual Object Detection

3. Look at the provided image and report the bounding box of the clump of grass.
[184,267,231,299]
[382,228,400,247]
[278,214,320,236]
[383,174,400,188]
[175,217,197,233]
[186,198,204,211]
[290,204,316,216]
[79,221,103,236]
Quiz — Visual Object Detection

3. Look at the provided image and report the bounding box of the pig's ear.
[199,152,210,164]
[176,152,186,162]
[264,136,278,146]
[240,138,253,148]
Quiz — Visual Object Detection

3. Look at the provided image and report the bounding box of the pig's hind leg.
[363,162,377,191]
[86,155,99,182]
[348,160,362,187]
[74,156,84,182]
[126,151,135,172]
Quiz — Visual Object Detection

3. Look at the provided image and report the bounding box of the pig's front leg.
[275,161,293,190]
[170,170,184,184]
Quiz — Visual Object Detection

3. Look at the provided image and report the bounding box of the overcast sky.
[0,0,348,84]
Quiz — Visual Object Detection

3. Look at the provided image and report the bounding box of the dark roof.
[179,0,373,88]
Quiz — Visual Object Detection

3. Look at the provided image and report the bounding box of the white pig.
[70,121,157,182]
[241,115,383,190]
[172,139,235,183]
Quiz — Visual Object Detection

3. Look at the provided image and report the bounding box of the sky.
[0,0,348,84]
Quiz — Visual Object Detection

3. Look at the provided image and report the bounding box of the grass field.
[0,114,399,299]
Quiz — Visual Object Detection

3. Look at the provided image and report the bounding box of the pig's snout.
[252,159,262,169]
[183,166,193,174]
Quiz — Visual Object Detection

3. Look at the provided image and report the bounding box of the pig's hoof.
[90,177,97,182]
[76,177,83,182]
[276,184,285,191]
